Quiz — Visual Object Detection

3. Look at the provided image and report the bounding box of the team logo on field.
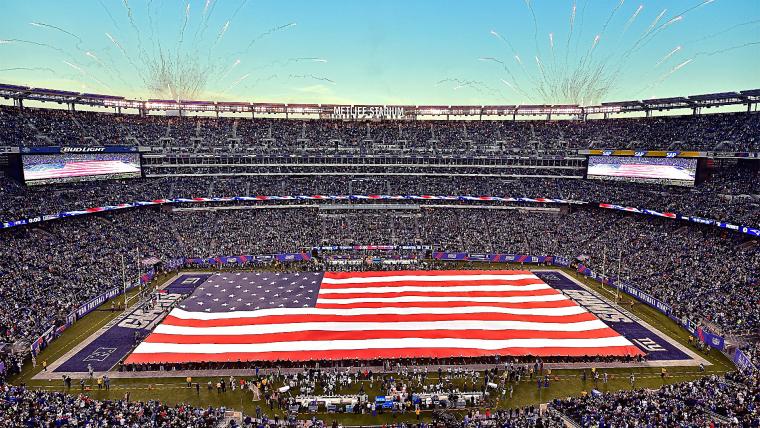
[632,338,665,352]
[83,347,117,362]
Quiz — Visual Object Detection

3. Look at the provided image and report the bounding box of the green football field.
[11,264,734,425]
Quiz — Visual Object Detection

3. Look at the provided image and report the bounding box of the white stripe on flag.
[316,294,568,304]
[321,273,539,285]
[168,305,589,319]
[318,284,552,294]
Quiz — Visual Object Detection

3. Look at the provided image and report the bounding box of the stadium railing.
[2,194,758,237]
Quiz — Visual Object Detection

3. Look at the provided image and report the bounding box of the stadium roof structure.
[739,89,760,99]
[0,83,758,118]
[641,96,693,109]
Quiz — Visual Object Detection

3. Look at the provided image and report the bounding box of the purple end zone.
[54,274,211,372]
[163,274,212,295]
[535,271,691,361]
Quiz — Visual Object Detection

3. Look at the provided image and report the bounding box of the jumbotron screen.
[586,155,697,186]
[22,153,142,186]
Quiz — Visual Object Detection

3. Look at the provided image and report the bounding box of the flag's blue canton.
[179,272,324,312]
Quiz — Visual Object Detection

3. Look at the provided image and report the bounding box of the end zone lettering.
[118,293,184,330]
[563,290,633,323]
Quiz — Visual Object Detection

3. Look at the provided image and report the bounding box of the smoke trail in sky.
[242,22,297,54]
[478,0,735,105]
[177,1,191,46]
[219,59,241,81]
[622,4,644,34]
[29,21,85,52]
[64,60,112,90]
[288,74,337,84]
[6,2,327,101]
[0,67,56,74]
[693,41,760,57]
[655,46,681,67]
[86,51,106,68]
[0,38,66,53]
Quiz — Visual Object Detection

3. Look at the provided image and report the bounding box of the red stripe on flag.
[161,311,599,328]
[319,278,547,289]
[124,345,643,364]
[143,327,623,345]
[317,288,560,299]
[315,300,577,309]
[322,270,534,279]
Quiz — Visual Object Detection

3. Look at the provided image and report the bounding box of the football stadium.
[0,0,758,426]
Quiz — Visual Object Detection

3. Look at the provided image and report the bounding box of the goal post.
[124,284,142,308]
[120,250,143,310]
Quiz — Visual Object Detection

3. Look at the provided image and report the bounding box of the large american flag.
[125,270,642,363]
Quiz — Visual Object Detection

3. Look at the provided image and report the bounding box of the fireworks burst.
[473,0,757,105]
[1,1,329,101]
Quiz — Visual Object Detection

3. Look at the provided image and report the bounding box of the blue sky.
[1,0,758,105]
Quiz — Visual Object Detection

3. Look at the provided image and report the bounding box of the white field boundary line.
[35,363,715,381]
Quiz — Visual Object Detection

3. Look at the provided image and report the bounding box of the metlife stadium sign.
[330,105,408,120]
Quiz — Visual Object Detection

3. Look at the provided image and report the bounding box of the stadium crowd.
[0,103,757,227]
[0,164,757,229]
[0,380,565,427]
[0,370,757,427]
[0,384,228,427]
[0,204,757,372]
[552,371,760,427]
[1,105,759,152]
[0,105,758,426]
[1,106,758,227]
